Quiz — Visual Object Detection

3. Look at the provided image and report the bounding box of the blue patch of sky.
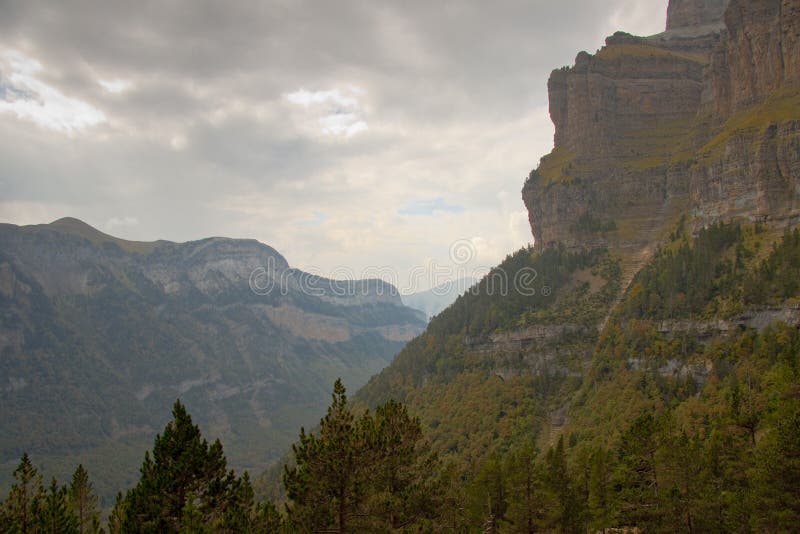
[0,80,36,102]
[399,197,465,216]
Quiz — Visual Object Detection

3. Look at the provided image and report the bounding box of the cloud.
[399,197,464,216]
[286,87,368,138]
[0,50,106,133]
[0,0,670,286]
[98,78,132,94]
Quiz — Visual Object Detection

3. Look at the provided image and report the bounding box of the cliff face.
[0,218,425,500]
[667,0,729,30]
[707,0,800,115]
[692,0,800,225]
[523,0,800,253]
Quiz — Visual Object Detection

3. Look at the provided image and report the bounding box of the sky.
[0,0,668,292]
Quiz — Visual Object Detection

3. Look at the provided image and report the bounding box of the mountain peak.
[47,216,160,254]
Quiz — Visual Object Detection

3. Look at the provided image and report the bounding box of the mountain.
[522,0,799,255]
[402,277,477,319]
[0,217,426,502]
[355,0,800,529]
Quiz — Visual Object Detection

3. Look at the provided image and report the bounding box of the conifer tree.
[284,378,363,532]
[0,453,45,533]
[543,436,582,533]
[504,444,543,534]
[38,478,78,534]
[68,464,99,534]
[284,379,443,532]
[613,413,662,529]
[107,492,127,534]
[359,399,443,530]
[117,399,234,533]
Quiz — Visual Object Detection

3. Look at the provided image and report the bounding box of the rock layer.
[523,0,800,251]
[667,0,729,30]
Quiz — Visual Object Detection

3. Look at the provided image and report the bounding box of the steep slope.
[523,0,799,255]
[0,218,425,502]
[356,0,800,529]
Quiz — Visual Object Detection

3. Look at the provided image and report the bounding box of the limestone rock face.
[524,22,717,248]
[691,0,800,226]
[707,0,800,115]
[523,0,800,251]
[548,43,705,157]
[667,0,730,30]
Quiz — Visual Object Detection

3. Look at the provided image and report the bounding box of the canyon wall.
[667,0,729,30]
[523,0,800,251]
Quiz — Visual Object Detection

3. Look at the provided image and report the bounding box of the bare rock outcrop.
[706,0,800,115]
[523,0,800,251]
[667,0,729,31]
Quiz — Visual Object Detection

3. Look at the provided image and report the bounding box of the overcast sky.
[0,0,668,292]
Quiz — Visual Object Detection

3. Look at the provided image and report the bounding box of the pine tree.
[119,399,234,533]
[283,379,443,532]
[68,464,99,534]
[543,436,583,533]
[359,399,443,531]
[613,413,662,529]
[179,492,208,534]
[284,378,363,532]
[107,492,128,534]
[504,444,543,533]
[1,453,45,533]
[751,401,800,531]
[249,499,285,533]
[469,454,507,531]
[38,478,78,534]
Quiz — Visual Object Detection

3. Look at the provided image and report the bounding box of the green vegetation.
[596,43,707,63]
[0,221,421,504]
[109,400,273,533]
[615,117,696,171]
[570,212,617,236]
[530,147,576,187]
[623,223,800,319]
[284,379,443,532]
[697,87,800,161]
[0,456,100,533]
[3,224,800,531]
[354,223,800,531]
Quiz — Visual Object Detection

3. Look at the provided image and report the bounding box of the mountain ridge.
[0,217,425,502]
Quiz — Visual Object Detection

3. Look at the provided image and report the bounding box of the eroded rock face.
[706,0,800,115]
[523,0,800,250]
[691,0,800,226]
[548,44,706,156]
[524,22,717,248]
[667,0,730,31]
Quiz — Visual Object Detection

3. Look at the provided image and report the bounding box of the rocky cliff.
[667,0,729,31]
[523,0,800,256]
[0,218,425,501]
[349,2,800,529]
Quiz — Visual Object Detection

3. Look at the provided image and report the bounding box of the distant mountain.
[0,218,426,502]
[402,277,476,319]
